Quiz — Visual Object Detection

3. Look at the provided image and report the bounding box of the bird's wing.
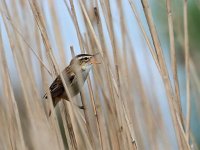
[50,72,76,97]
[50,76,64,98]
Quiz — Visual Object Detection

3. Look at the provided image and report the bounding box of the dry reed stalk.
[79,1,122,149]
[79,0,103,56]
[93,1,109,63]
[139,0,189,149]
[87,75,103,149]
[28,1,79,149]
[48,1,91,143]
[128,1,175,148]
[65,5,93,144]
[176,113,191,149]
[0,25,26,150]
[190,60,200,123]
[99,1,126,149]
[35,23,66,150]
[117,1,138,148]
[70,20,95,148]
[62,102,78,150]
[128,0,161,73]
[91,57,119,150]
[67,0,84,51]
[166,0,183,126]
[92,3,117,138]
[143,50,172,149]
[117,0,129,91]
[94,1,137,148]
[128,0,189,148]
[141,30,172,148]
[71,45,97,149]
[95,1,137,149]
[0,12,52,76]
[48,0,92,142]
[183,0,191,143]
[71,108,93,150]
[0,109,12,150]
[85,33,111,150]
[1,0,34,126]
[1,2,61,149]
[129,48,156,150]
[84,35,104,150]
[15,1,35,78]
[49,0,66,67]
[92,75,112,150]
[124,35,146,149]
[59,105,74,150]
[70,47,94,148]
[190,61,200,100]
[101,1,134,146]
[28,0,58,76]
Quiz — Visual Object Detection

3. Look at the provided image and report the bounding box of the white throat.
[81,65,92,80]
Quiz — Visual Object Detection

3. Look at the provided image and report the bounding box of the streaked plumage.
[44,53,99,107]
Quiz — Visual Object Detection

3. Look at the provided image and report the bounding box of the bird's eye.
[84,57,89,61]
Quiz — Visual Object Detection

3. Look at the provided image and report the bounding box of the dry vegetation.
[0,0,198,149]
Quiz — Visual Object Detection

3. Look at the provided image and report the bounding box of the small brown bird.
[44,53,100,108]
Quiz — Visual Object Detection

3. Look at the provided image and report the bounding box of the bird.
[43,53,100,110]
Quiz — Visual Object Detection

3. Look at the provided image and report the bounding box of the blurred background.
[0,0,200,149]
[152,0,200,147]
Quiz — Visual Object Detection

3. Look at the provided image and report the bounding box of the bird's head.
[70,53,100,72]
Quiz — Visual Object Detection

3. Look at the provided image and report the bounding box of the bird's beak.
[91,53,101,64]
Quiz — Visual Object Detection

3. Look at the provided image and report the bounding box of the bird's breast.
[70,70,90,96]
